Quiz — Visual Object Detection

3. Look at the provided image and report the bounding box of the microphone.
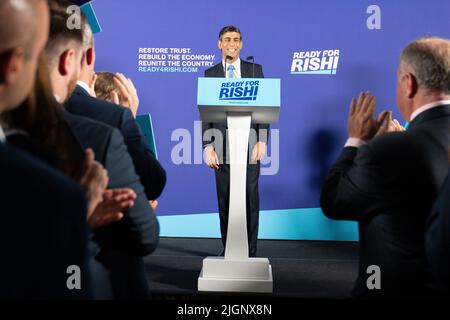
[247,56,255,78]
[224,55,233,77]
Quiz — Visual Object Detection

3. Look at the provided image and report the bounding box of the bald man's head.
[396,36,450,120]
[0,0,49,112]
[0,0,41,56]
[400,37,450,94]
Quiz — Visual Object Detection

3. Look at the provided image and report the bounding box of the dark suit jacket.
[0,143,90,299]
[65,85,166,200]
[202,60,269,163]
[426,167,450,294]
[320,104,450,298]
[63,111,159,257]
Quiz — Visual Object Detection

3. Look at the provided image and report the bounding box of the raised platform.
[198,257,273,293]
[144,237,358,299]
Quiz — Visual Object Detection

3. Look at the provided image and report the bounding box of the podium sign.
[197,78,280,124]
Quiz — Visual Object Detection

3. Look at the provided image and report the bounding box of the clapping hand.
[79,148,109,220]
[112,73,139,117]
[376,111,406,135]
[88,188,136,229]
[348,91,404,141]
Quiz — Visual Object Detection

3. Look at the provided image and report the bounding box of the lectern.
[197,77,280,293]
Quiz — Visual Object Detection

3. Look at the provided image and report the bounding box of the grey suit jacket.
[63,111,159,256]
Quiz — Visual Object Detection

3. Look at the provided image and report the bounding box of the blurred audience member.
[94,71,139,117]
[93,71,159,211]
[3,53,123,230]
[44,0,159,299]
[0,0,91,299]
[426,151,450,295]
[65,20,166,201]
[321,37,450,298]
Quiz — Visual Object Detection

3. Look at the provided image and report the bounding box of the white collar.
[54,94,61,103]
[77,80,90,94]
[0,123,5,143]
[410,100,450,122]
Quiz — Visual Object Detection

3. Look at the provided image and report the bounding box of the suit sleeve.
[118,108,166,200]
[426,171,450,287]
[94,128,160,256]
[0,149,91,299]
[320,145,391,221]
[202,68,214,149]
[55,180,91,299]
[256,64,269,143]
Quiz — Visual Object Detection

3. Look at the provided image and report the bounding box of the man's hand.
[113,72,139,117]
[348,91,381,141]
[149,200,158,211]
[110,90,120,105]
[89,73,97,98]
[376,111,406,135]
[204,146,219,170]
[251,141,267,162]
[79,149,109,219]
[392,119,406,132]
[88,188,136,229]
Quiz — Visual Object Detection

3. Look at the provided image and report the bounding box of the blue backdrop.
[89,0,450,239]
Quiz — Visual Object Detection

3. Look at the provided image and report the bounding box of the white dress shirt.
[222,57,241,78]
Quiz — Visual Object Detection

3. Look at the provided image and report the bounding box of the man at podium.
[202,25,269,257]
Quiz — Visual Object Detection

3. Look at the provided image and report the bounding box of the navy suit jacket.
[202,60,269,164]
[65,85,166,200]
[0,143,90,299]
[63,111,159,257]
[321,104,450,297]
[426,167,450,294]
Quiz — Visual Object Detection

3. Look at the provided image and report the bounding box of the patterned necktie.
[228,64,235,78]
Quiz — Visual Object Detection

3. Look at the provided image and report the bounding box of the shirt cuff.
[345,137,366,148]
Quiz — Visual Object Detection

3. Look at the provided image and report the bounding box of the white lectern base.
[198,257,273,293]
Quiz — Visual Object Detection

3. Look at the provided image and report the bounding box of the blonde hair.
[94,71,119,103]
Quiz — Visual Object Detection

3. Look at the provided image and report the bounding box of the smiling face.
[218,31,243,63]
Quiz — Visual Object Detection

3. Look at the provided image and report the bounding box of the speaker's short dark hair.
[218,26,242,41]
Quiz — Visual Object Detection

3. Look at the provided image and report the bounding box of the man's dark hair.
[218,26,242,41]
[45,0,86,67]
